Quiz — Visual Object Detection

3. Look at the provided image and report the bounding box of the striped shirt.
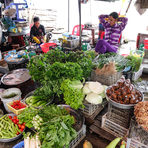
[99,15,128,49]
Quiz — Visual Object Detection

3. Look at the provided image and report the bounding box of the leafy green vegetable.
[61,79,84,109]
[19,105,77,148]
[38,105,77,148]
[94,53,128,72]
[126,55,142,72]
[18,107,38,128]
[27,49,95,108]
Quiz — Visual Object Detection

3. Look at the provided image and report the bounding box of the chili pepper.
[11,100,27,110]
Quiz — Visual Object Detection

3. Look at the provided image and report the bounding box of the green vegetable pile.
[27,49,95,109]
[61,79,84,109]
[18,105,77,148]
[18,107,38,128]
[25,96,47,108]
[0,115,20,139]
[94,52,128,72]
[126,55,143,72]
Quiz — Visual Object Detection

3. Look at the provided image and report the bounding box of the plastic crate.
[69,125,86,148]
[101,113,128,138]
[13,141,24,148]
[126,138,148,148]
[81,100,107,116]
[127,118,148,148]
[13,125,86,148]
[107,103,133,128]
[132,66,143,81]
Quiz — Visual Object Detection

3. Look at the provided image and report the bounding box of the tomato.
[18,124,21,129]
[22,123,25,126]
[21,125,25,130]
[13,116,17,120]
[8,116,12,119]
[16,119,19,122]
[16,132,20,135]
[20,128,24,132]
[13,119,17,124]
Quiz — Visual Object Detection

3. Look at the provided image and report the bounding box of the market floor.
[76,132,111,148]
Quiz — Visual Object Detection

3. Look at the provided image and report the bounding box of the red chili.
[11,100,26,110]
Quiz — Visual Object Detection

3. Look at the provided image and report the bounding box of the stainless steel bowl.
[105,87,144,109]
[0,114,25,142]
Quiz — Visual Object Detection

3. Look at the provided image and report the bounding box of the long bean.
[0,115,18,139]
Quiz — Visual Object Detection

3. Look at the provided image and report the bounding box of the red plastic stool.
[72,25,84,36]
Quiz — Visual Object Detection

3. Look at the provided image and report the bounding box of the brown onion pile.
[106,77,142,104]
[135,101,148,132]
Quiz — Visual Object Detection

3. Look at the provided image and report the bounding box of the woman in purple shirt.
[95,12,128,54]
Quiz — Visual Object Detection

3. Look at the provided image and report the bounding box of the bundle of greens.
[61,79,84,109]
[126,55,143,72]
[94,52,128,72]
[18,105,77,148]
[18,107,38,128]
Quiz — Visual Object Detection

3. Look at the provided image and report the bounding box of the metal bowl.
[1,68,31,86]
[105,87,144,109]
[58,105,85,132]
[0,114,25,142]
[23,91,53,109]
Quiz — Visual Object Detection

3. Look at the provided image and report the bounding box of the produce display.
[10,100,27,110]
[134,101,148,132]
[83,81,107,105]
[25,96,47,108]
[94,52,129,72]
[27,49,95,109]
[106,77,143,104]
[18,105,77,148]
[106,138,126,148]
[24,133,41,148]
[61,79,84,109]
[126,50,144,72]
[0,115,25,139]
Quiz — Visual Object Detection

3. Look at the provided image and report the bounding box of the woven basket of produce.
[92,53,128,86]
[91,69,122,86]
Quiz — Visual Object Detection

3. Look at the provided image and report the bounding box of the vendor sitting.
[30,17,46,43]
[95,12,128,54]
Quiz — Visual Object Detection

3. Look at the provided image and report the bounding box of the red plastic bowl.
[40,43,57,53]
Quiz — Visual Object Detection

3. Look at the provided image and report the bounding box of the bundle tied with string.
[95,62,117,76]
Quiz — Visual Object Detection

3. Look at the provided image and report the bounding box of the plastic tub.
[40,43,57,53]
[1,88,22,112]
[13,141,24,148]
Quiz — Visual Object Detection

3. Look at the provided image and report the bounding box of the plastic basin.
[40,43,57,53]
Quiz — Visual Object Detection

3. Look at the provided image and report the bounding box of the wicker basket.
[91,70,122,86]
[101,113,128,138]
[7,102,27,115]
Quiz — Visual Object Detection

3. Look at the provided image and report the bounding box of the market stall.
[0,47,147,148]
[0,0,148,148]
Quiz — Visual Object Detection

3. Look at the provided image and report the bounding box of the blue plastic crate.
[13,141,24,148]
